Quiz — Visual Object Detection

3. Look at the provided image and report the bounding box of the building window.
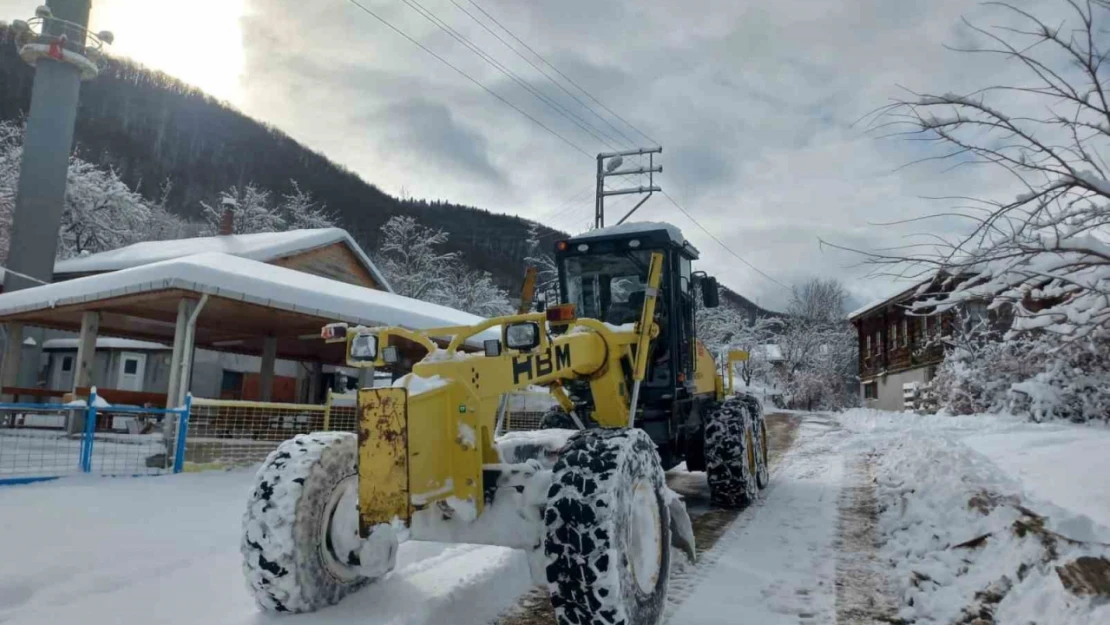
[865,334,871,355]
[863,382,878,399]
[890,322,898,349]
[901,319,909,347]
[920,315,928,340]
[61,356,73,372]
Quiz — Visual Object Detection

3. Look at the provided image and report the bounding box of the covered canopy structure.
[0,251,486,407]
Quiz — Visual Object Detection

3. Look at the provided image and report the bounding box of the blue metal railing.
[0,388,192,485]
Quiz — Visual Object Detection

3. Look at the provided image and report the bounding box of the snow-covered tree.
[436,266,514,317]
[0,120,20,262]
[281,181,336,230]
[524,222,559,302]
[868,0,1110,342]
[778,278,858,410]
[696,301,780,384]
[375,215,458,301]
[58,158,154,258]
[200,184,284,235]
[1,120,192,260]
[200,181,335,236]
[375,214,513,317]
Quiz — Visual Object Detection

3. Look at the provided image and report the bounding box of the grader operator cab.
[240,222,769,625]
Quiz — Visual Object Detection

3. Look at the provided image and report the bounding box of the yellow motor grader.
[240,223,769,625]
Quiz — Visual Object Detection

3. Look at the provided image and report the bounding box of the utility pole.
[4,1,110,292]
[1,2,111,400]
[594,147,662,229]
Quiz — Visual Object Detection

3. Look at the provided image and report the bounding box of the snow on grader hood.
[240,247,765,625]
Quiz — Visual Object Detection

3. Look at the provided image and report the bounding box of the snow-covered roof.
[570,221,686,245]
[42,338,170,351]
[53,228,393,292]
[847,278,933,321]
[0,252,488,341]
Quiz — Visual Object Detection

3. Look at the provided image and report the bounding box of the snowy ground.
[1,411,1107,625]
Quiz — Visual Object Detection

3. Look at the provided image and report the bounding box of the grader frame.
[333,251,676,539]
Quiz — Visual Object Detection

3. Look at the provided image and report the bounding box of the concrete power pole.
[594,147,662,229]
[1,2,111,400]
[5,0,110,292]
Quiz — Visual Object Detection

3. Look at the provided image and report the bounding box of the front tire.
[545,428,671,625]
[241,432,378,613]
[539,406,579,430]
[704,396,759,507]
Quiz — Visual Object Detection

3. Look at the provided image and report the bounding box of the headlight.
[505,322,540,351]
[349,333,378,362]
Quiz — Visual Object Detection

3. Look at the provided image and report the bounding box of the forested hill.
[0,22,560,288]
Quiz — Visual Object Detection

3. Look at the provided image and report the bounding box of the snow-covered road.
[2,411,1107,625]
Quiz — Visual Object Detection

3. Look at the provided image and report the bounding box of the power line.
[446,0,635,149]
[394,0,623,151]
[464,0,660,148]
[535,185,594,222]
[342,0,592,157]
[661,190,790,291]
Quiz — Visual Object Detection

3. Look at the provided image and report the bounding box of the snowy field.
[1,412,1107,625]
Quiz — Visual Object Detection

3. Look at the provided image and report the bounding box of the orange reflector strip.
[546,303,576,323]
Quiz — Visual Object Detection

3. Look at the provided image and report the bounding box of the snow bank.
[874,433,1110,625]
[0,472,533,625]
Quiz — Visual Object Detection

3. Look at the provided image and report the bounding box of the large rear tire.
[752,405,770,490]
[704,396,758,507]
[544,428,671,625]
[241,432,380,613]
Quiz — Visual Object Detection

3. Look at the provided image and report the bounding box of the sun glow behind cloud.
[87,0,246,105]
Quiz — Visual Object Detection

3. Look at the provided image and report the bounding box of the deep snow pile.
[857,415,1110,624]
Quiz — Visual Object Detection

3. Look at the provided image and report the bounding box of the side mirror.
[702,276,721,308]
[505,321,541,351]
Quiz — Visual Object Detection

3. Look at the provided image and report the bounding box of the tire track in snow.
[663,414,804,621]
[834,452,901,625]
[491,414,803,625]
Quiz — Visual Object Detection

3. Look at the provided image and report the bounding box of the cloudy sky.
[1,0,1067,310]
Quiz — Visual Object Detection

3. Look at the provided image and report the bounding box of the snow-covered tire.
[544,428,671,625]
[539,406,579,430]
[241,432,374,613]
[752,405,770,490]
[704,397,758,507]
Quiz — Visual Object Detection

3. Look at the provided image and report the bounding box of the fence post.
[323,389,333,431]
[172,393,192,474]
[81,387,98,473]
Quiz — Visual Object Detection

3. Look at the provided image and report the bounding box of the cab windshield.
[562,250,654,326]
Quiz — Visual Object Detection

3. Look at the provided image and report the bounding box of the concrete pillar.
[259,336,277,402]
[3,1,92,294]
[307,361,323,404]
[165,298,197,409]
[72,311,98,391]
[67,310,98,434]
[1,323,24,403]
[0,326,24,404]
[358,366,374,390]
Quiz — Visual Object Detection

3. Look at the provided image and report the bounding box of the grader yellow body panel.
[352,253,670,531]
[356,388,411,533]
